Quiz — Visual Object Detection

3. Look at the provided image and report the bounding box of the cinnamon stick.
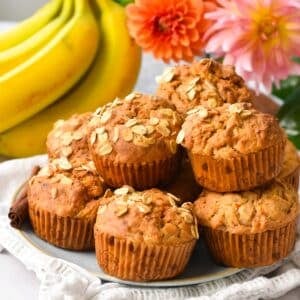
[8,165,40,229]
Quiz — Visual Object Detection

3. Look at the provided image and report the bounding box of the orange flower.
[126,0,216,62]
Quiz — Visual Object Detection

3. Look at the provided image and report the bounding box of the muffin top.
[88,93,182,163]
[164,158,201,203]
[156,59,253,115]
[279,140,300,179]
[178,102,285,158]
[95,187,198,245]
[28,158,106,218]
[46,113,91,164]
[194,180,299,234]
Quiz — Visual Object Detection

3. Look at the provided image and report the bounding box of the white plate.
[14,184,242,288]
[17,223,241,287]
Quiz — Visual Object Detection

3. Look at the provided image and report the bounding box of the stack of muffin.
[27,59,299,282]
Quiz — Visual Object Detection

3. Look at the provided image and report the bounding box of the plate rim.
[15,228,242,287]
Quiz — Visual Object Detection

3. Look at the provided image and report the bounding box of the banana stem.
[113,0,134,6]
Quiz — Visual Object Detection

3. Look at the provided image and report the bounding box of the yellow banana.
[0,0,141,157]
[0,0,63,51]
[0,0,73,75]
[0,0,100,133]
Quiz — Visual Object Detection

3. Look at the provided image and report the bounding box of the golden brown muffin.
[28,158,106,250]
[88,93,183,189]
[156,59,253,115]
[194,180,299,267]
[46,113,92,165]
[94,187,198,281]
[178,102,286,192]
[164,158,202,203]
[278,140,300,190]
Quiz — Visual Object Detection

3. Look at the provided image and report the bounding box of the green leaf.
[113,0,133,6]
[272,76,300,101]
[277,86,300,149]
[293,56,300,64]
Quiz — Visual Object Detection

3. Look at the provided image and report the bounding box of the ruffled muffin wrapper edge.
[188,141,285,192]
[92,152,181,190]
[202,220,297,268]
[95,231,196,281]
[29,205,95,250]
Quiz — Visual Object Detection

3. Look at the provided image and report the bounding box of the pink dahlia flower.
[205,0,300,92]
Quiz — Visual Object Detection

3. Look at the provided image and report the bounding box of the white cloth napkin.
[0,155,299,300]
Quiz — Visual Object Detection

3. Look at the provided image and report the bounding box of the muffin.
[278,140,300,190]
[178,102,286,192]
[164,158,202,203]
[94,187,198,281]
[88,93,183,189]
[156,58,253,115]
[28,157,106,250]
[194,180,299,267]
[46,113,92,165]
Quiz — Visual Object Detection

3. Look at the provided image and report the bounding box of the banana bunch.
[0,0,141,157]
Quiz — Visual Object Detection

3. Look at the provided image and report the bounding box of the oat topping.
[149,117,160,126]
[53,157,73,171]
[180,102,285,157]
[156,59,253,114]
[186,106,208,118]
[81,161,97,172]
[176,129,185,144]
[146,125,155,134]
[194,180,299,234]
[228,103,244,114]
[98,143,113,156]
[156,123,171,137]
[90,131,97,145]
[95,127,106,135]
[100,110,112,124]
[61,132,73,146]
[125,118,138,128]
[187,88,197,101]
[59,175,73,185]
[61,146,73,157]
[115,203,128,217]
[114,186,131,196]
[46,113,92,163]
[122,127,134,142]
[88,94,182,161]
[137,203,152,214]
[54,119,65,129]
[155,67,175,84]
[112,127,119,143]
[38,165,51,177]
[132,124,147,135]
[96,188,198,244]
[125,92,141,101]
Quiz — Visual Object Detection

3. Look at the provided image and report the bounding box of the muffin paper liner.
[93,152,181,190]
[95,231,196,281]
[189,141,285,192]
[203,220,297,268]
[282,166,300,191]
[29,205,95,250]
